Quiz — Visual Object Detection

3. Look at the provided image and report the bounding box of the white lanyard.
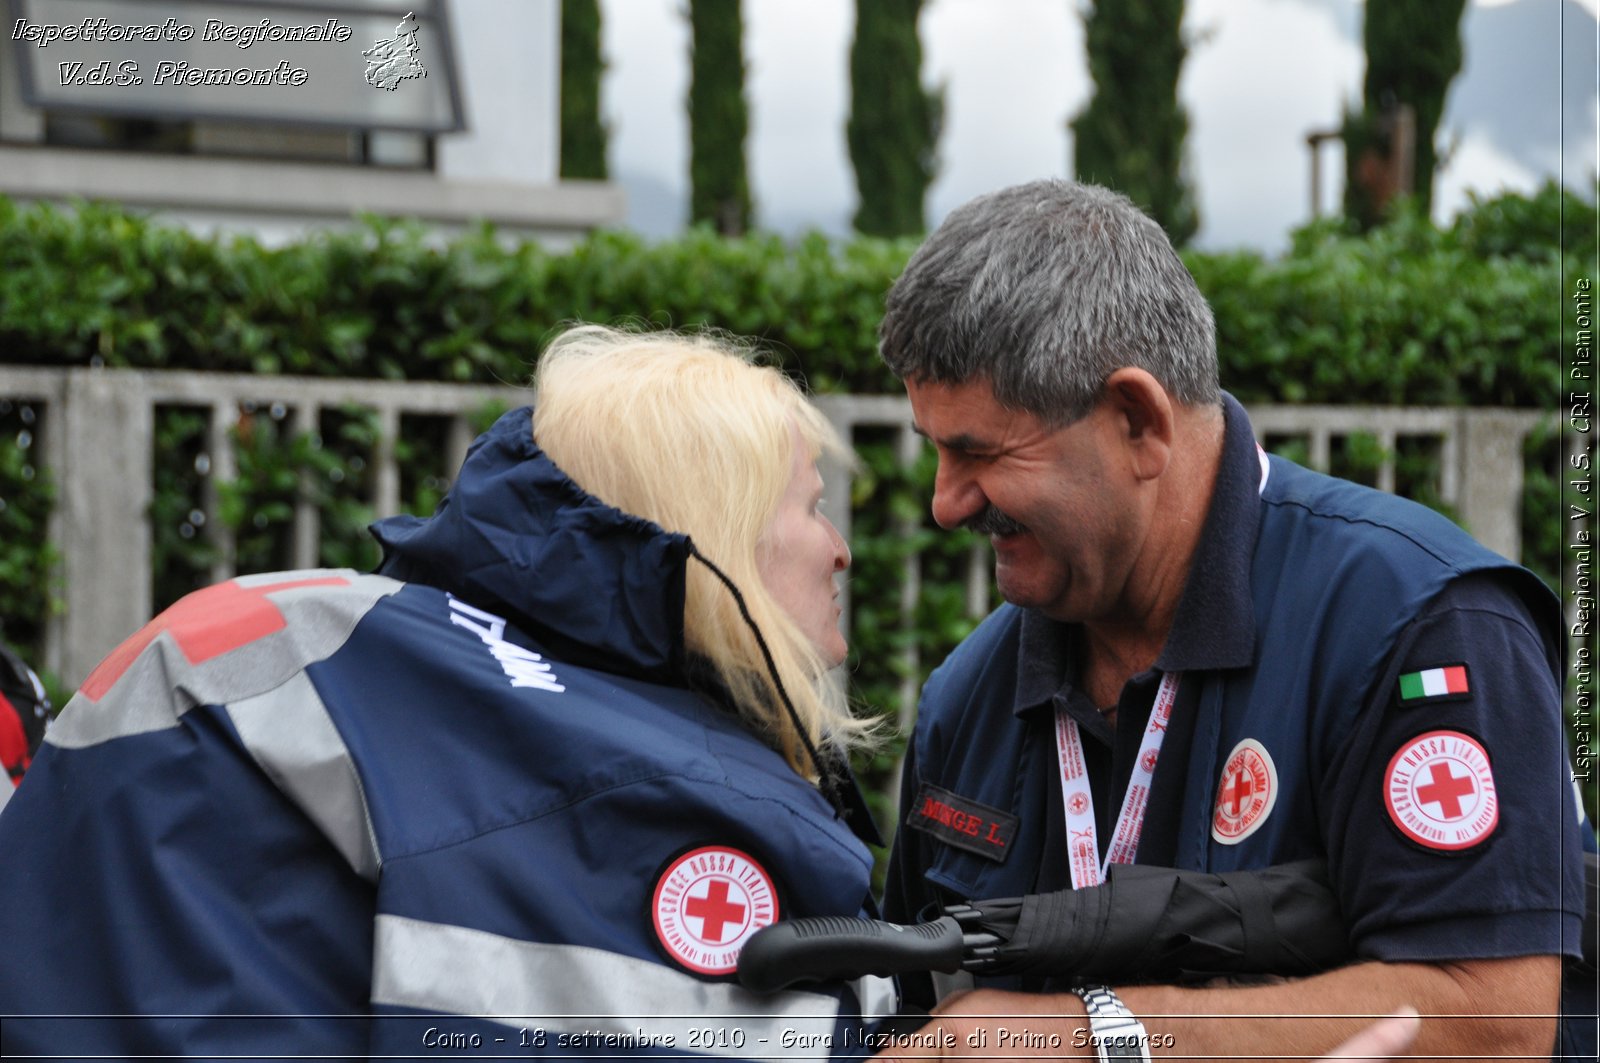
[1055,671,1181,889]
[1053,439,1267,889]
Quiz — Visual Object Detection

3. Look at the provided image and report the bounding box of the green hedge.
[3,185,1589,400]
[0,184,1593,827]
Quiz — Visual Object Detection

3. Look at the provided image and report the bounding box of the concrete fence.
[0,367,1552,697]
[1,367,528,688]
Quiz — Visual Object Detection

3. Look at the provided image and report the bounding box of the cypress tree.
[1068,0,1198,246]
[1343,0,1467,226]
[559,0,607,180]
[847,0,941,237]
[687,0,752,235]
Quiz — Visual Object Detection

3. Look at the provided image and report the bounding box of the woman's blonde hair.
[533,324,871,776]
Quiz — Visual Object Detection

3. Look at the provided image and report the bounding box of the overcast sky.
[598,0,1600,253]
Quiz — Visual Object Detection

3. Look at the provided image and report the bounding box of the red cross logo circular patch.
[1212,739,1278,845]
[1384,730,1498,851]
[1068,791,1090,816]
[651,846,778,976]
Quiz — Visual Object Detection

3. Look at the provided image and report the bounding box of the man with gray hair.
[878,180,1586,1060]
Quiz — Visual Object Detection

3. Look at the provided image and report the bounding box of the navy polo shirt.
[887,395,1584,984]
[1021,392,1263,883]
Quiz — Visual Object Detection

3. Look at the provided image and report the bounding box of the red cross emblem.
[684,879,747,944]
[651,845,778,975]
[1222,768,1256,816]
[1385,731,1498,850]
[1141,748,1161,774]
[1067,791,1090,816]
[1212,739,1277,845]
[1415,762,1476,820]
[81,575,350,701]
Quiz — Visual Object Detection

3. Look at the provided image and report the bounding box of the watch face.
[1106,1036,1147,1062]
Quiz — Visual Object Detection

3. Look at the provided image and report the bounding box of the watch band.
[1072,984,1154,1062]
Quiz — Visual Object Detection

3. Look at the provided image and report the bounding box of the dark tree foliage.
[559,0,608,180]
[1343,0,1467,227]
[1069,0,1199,246]
[688,0,752,235]
[846,0,941,237]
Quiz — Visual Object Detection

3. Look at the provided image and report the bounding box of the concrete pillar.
[1457,410,1532,563]
[58,370,154,689]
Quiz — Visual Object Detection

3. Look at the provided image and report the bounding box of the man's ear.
[1102,368,1174,481]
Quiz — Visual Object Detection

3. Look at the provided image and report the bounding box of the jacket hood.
[370,408,691,683]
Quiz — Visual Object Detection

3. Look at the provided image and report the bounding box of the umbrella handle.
[737,914,994,993]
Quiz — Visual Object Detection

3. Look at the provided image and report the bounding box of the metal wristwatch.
[1072,984,1154,1062]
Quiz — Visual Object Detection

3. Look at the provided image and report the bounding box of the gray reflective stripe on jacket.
[49,570,401,749]
[46,570,399,880]
[227,668,381,881]
[372,914,845,1057]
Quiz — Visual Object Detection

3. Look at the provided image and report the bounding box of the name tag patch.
[907,783,1017,863]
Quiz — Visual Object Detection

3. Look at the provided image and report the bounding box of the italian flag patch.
[1398,664,1470,703]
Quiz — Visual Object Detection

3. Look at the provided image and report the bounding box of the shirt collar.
[1012,393,1261,714]
[1155,392,1261,672]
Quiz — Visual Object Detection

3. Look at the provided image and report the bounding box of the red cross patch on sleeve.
[650,845,779,976]
[1384,730,1499,851]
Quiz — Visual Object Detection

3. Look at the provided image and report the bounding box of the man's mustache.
[964,506,1026,537]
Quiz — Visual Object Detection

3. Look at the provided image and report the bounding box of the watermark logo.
[363,11,425,91]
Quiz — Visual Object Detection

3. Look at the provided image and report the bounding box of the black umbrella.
[737,859,1350,994]
[950,858,1348,982]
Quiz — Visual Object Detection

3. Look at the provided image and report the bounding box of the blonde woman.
[0,326,885,1058]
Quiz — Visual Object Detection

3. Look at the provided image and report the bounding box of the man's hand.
[1323,1008,1421,1062]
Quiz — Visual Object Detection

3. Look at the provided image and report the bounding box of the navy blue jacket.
[0,409,882,1059]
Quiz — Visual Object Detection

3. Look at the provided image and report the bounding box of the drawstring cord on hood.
[686,543,846,818]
